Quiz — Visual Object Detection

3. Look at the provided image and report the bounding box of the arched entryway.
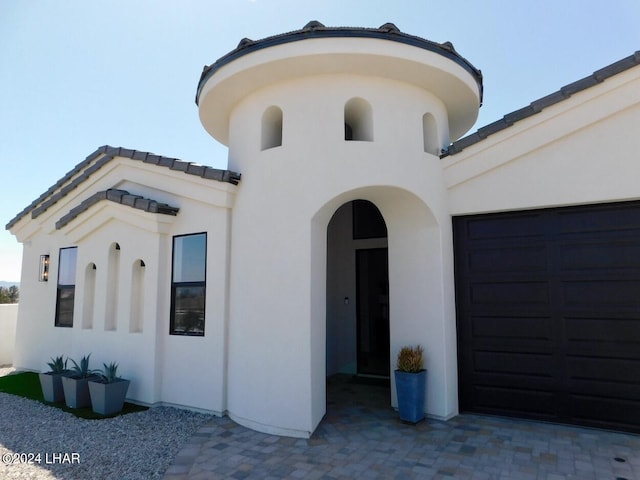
[326,200,390,380]
[310,186,457,434]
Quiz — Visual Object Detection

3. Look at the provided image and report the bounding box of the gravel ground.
[0,369,212,480]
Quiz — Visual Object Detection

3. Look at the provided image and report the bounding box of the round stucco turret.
[196,21,482,172]
[195,23,483,439]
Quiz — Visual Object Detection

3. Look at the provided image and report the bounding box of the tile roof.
[6,145,241,230]
[55,189,179,230]
[196,21,483,106]
[441,51,640,157]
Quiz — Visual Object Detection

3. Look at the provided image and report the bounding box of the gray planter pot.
[88,378,130,416]
[62,375,99,408]
[39,372,70,403]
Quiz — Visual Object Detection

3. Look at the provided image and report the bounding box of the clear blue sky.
[2,0,639,282]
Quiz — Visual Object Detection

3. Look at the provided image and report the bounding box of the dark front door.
[356,248,390,377]
[454,200,640,433]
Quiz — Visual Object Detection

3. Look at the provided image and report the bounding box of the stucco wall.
[224,72,460,437]
[11,155,235,414]
[444,66,640,214]
[0,304,18,365]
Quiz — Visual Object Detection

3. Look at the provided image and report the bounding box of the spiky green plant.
[99,362,121,383]
[46,356,68,374]
[69,354,99,379]
[397,345,424,373]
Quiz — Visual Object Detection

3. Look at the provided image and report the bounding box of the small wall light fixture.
[39,254,50,282]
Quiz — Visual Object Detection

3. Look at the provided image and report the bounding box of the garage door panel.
[560,241,640,270]
[455,200,640,433]
[471,315,552,341]
[469,326,555,351]
[557,203,640,235]
[466,213,545,240]
[567,357,640,384]
[470,281,550,307]
[565,344,640,362]
[568,381,640,409]
[473,351,555,377]
[470,368,558,390]
[564,317,640,343]
[468,246,548,273]
[562,279,640,308]
[473,385,557,416]
[564,317,640,358]
[570,395,640,430]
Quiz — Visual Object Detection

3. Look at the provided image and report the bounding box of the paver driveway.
[164,375,640,479]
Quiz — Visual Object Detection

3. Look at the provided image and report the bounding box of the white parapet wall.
[0,304,18,366]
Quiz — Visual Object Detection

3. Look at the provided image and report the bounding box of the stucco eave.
[442,67,640,191]
[196,22,482,105]
[198,37,481,144]
[442,51,640,157]
[8,218,41,245]
[5,145,241,232]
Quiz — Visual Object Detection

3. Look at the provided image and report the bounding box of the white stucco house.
[6,22,640,437]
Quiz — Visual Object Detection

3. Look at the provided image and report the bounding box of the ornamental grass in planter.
[394,345,427,424]
[38,356,71,403]
[62,354,100,409]
[0,372,147,419]
[88,362,130,416]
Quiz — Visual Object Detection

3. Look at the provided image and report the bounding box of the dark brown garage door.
[453,201,640,433]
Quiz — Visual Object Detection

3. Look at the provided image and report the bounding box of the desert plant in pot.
[39,356,70,403]
[61,354,100,408]
[88,362,130,416]
[394,345,427,423]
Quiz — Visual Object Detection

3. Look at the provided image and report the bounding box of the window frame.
[55,246,78,327]
[170,232,207,336]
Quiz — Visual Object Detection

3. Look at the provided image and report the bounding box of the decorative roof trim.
[6,145,241,230]
[441,51,640,157]
[196,21,483,106]
[55,189,179,230]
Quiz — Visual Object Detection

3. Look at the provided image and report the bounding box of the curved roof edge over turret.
[196,22,483,144]
[196,21,483,106]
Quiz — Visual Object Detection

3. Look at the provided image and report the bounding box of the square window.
[55,287,75,327]
[171,285,205,335]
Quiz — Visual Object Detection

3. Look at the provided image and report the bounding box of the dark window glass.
[55,247,77,327]
[170,233,206,336]
[353,200,387,239]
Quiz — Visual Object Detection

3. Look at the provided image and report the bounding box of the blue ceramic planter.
[394,369,427,423]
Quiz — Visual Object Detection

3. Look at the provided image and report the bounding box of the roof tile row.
[55,189,180,230]
[6,146,240,230]
[196,21,483,106]
[442,51,640,157]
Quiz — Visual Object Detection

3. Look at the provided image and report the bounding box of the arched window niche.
[130,259,145,333]
[261,106,283,150]
[82,262,96,329]
[422,112,439,155]
[105,242,120,331]
[344,98,373,142]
